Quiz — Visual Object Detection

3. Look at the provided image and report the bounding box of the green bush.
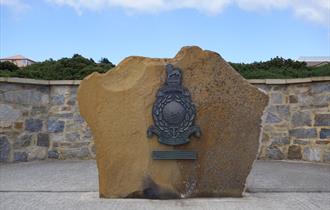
[229,57,330,79]
[0,61,19,72]
[0,54,115,80]
[0,55,329,80]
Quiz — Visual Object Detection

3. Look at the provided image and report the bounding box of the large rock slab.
[78,46,268,198]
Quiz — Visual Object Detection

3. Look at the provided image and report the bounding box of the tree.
[100,57,112,64]
[0,61,19,71]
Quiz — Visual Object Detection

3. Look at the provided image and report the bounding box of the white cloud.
[49,0,330,25]
[0,0,30,13]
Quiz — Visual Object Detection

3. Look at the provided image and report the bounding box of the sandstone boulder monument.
[77,46,268,199]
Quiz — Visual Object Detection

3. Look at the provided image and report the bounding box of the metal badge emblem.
[147,64,201,148]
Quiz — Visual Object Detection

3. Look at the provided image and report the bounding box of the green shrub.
[0,55,329,80]
[0,54,115,80]
[0,61,19,72]
[229,57,330,79]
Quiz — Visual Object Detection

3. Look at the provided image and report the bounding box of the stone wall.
[0,77,329,163]
[0,80,94,162]
[255,80,330,163]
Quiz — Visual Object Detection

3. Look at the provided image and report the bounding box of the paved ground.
[0,160,329,209]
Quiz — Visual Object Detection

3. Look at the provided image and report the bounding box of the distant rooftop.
[298,56,330,67]
[0,55,36,68]
[298,56,330,61]
[0,55,35,62]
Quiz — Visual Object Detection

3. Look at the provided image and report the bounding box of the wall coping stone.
[0,76,329,85]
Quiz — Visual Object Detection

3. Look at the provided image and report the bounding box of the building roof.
[298,56,330,67]
[298,56,330,62]
[0,55,35,62]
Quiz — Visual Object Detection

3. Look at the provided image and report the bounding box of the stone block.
[315,140,330,145]
[0,104,21,123]
[311,83,330,94]
[31,106,48,116]
[291,111,311,127]
[289,95,298,103]
[27,146,47,160]
[14,133,32,149]
[78,46,268,198]
[270,134,289,145]
[25,119,43,132]
[320,129,330,139]
[2,89,49,105]
[14,122,24,130]
[315,114,330,126]
[293,139,309,145]
[48,150,59,159]
[266,146,284,160]
[267,105,289,121]
[0,136,10,161]
[265,112,281,124]
[51,95,65,105]
[289,128,317,138]
[37,133,49,147]
[287,145,302,160]
[303,147,321,162]
[65,132,80,142]
[270,92,283,104]
[14,151,28,162]
[323,150,330,163]
[48,119,65,133]
[60,147,90,159]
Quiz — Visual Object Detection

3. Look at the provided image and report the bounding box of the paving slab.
[246,160,330,192]
[1,160,329,192]
[0,192,329,210]
[0,160,98,192]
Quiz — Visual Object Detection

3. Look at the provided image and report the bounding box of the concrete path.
[0,160,329,210]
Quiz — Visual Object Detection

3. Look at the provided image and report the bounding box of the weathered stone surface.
[78,46,268,198]
[14,151,28,162]
[51,95,65,105]
[65,132,80,142]
[267,105,289,121]
[47,119,65,133]
[320,129,330,139]
[293,139,309,145]
[60,147,90,159]
[315,114,330,126]
[37,133,49,147]
[303,147,321,162]
[269,133,289,145]
[270,92,283,104]
[289,128,317,139]
[0,104,21,123]
[265,113,281,123]
[0,136,10,161]
[48,150,59,159]
[289,95,298,103]
[288,145,302,160]
[14,134,32,149]
[27,146,47,160]
[291,111,311,127]
[25,119,43,132]
[31,106,47,116]
[266,146,284,160]
[323,150,330,162]
[1,89,49,105]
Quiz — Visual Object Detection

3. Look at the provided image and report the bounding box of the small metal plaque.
[152,151,197,160]
[147,64,201,160]
[147,64,201,146]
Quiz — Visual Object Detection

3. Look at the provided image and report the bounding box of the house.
[0,55,36,68]
[298,56,330,67]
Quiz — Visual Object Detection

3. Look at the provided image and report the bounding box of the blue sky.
[1,0,329,64]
